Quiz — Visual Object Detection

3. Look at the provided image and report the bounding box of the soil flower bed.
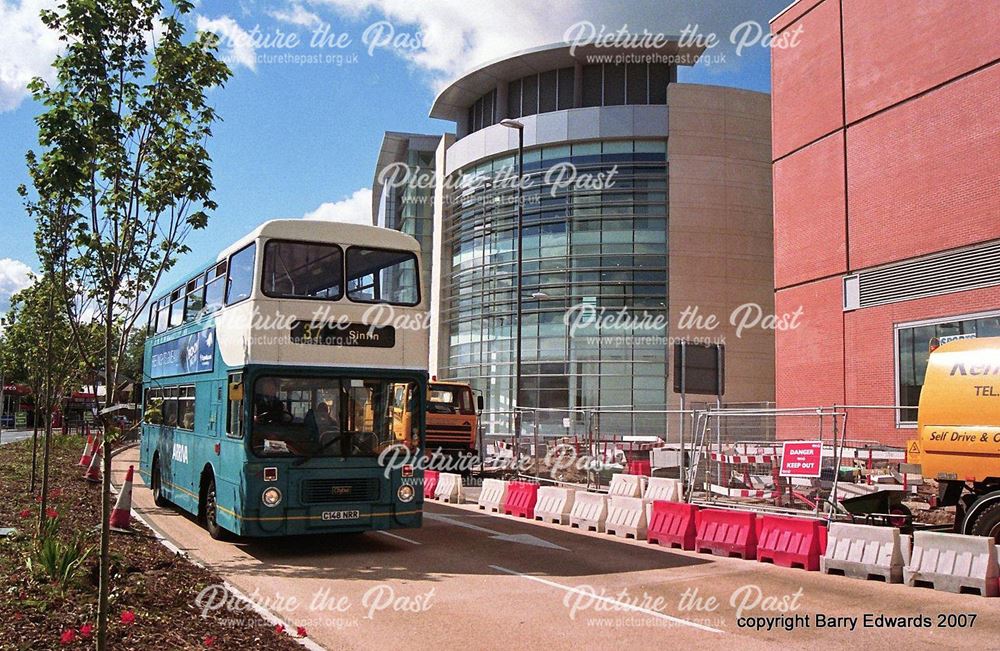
[0,434,304,650]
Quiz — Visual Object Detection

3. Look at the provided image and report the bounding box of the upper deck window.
[204,260,227,313]
[346,247,419,306]
[226,243,256,306]
[262,240,343,300]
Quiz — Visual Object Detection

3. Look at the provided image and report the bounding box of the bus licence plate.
[322,510,361,521]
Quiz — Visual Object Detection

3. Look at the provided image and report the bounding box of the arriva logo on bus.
[172,443,189,464]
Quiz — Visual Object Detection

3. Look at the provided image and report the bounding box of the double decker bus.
[139,220,427,539]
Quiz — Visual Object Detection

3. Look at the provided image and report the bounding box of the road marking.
[378,530,422,545]
[427,513,569,550]
[489,565,723,635]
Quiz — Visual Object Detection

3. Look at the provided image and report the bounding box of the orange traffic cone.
[110,465,134,533]
[83,442,102,483]
[78,432,95,467]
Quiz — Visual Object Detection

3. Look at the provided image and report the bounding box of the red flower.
[80,623,94,639]
[60,629,76,645]
[120,610,136,625]
[203,635,217,647]
[45,507,58,519]
[296,626,308,638]
[13,612,23,621]
[18,509,31,519]
[274,624,285,635]
[49,488,63,500]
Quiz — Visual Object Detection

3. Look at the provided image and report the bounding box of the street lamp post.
[500,119,525,443]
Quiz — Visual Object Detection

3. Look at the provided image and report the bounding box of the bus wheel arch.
[199,465,229,541]
[151,453,169,508]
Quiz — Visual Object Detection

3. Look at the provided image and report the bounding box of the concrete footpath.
[111,448,1000,651]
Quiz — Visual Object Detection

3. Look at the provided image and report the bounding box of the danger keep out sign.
[779,441,823,477]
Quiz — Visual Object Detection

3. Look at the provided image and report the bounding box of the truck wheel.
[968,501,1000,543]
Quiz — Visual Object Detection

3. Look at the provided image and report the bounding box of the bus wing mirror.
[229,382,244,401]
[477,395,485,412]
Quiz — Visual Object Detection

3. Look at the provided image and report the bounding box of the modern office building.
[770,1,1000,445]
[374,42,775,438]
[372,131,443,300]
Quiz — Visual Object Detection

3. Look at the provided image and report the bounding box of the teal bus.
[139,219,428,538]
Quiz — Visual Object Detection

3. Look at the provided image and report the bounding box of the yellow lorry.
[390,379,483,460]
[909,336,1000,541]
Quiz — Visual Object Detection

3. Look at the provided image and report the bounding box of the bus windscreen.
[251,376,415,458]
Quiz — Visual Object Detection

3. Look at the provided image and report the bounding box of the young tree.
[0,275,93,496]
[21,1,230,648]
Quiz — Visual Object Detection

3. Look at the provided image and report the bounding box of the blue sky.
[0,0,786,312]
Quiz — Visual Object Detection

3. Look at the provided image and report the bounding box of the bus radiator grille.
[301,478,381,504]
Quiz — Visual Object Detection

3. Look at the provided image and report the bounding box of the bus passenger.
[254,378,291,425]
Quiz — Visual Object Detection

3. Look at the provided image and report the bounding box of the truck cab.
[909,336,1000,541]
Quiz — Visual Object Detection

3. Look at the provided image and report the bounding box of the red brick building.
[770,0,1000,445]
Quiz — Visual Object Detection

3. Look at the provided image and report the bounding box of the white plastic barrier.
[904,531,999,597]
[534,486,576,525]
[821,522,905,583]
[643,477,682,520]
[608,473,644,498]
[434,472,463,504]
[606,496,647,540]
[569,492,608,532]
[477,479,508,513]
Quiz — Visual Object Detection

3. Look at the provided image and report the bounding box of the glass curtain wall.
[440,139,669,438]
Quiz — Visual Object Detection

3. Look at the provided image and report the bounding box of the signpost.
[673,341,725,492]
[779,440,823,477]
[15,412,27,428]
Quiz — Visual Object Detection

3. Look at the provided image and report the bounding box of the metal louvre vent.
[301,478,380,504]
[856,240,1000,309]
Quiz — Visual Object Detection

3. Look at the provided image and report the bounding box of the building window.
[522,74,539,116]
[603,64,625,105]
[557,67,574,110]
[226,242,256,305]
[507,78,522,118]
[896,311,1000,424]
[581,64,602,107]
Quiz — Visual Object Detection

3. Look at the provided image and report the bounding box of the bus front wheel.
[151,457,169,508]
[202,476,229,541]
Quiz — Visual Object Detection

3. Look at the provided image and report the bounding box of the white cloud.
[305,0,786,87]
[0,0,61,112]
[196,14,258,71]
[0,258,34,319]
[302,188,373,224]
[269,3,322,28]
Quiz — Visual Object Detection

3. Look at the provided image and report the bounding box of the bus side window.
[227,374,244,438]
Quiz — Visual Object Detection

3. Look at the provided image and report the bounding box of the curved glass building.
[375,42,775,439]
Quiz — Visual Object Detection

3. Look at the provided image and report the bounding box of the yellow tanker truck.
[908,336,1000,541]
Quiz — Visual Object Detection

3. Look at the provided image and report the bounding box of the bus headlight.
[397,485,415,503]
[262,487,282,508]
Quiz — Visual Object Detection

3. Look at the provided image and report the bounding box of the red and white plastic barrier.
[648,500,698,550]
[503,481,539,519]
[695,508,758,560]
[756,515,826,571]
[423,470,439,499]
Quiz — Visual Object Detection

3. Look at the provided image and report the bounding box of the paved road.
[0,428,33,446]
[111,448,999,651]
